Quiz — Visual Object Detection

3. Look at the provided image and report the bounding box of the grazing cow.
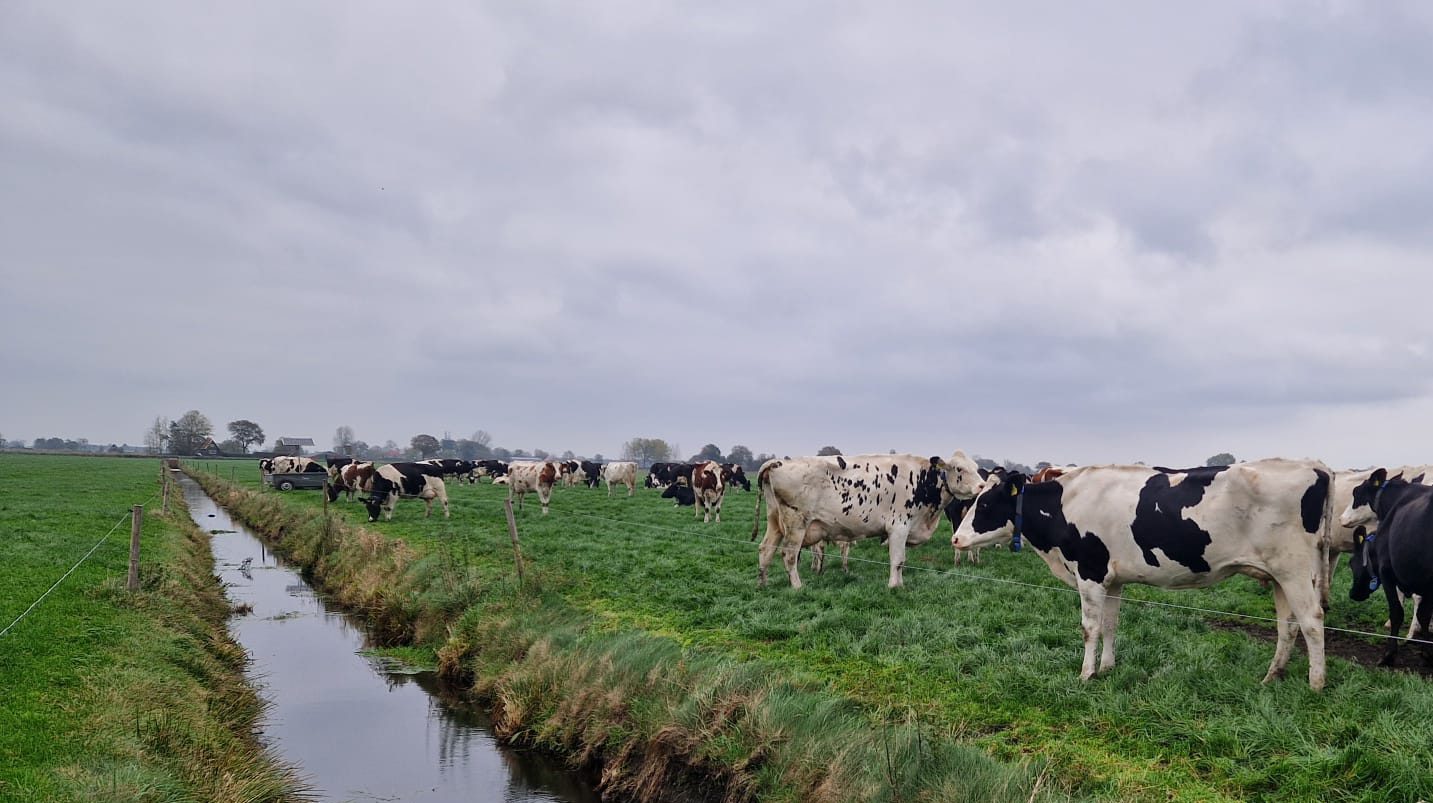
[473,460,508,482]
[327,461,377,502]
[579,461,604,489]
[753,451,984,589]
[645,462,686,489]
[507,461,561,515]
[420,458,479,483]
[662,480,695,506]
[689,460,726,523]
[722,464,752,492]
[361,463,450,522]
[953,460,1333,690]
[1340,469,1433,666]
[602,461,638,497]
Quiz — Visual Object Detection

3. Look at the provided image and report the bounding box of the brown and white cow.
[507,460,561,515]
[953,459,1333,690]
[327,461,376,502]
[753,451,984,589]
[602,461,638,497]
[690,460,726,522]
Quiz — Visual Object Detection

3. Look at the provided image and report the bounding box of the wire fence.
[0,492,158,640]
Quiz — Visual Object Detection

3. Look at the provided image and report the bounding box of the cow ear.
[1371,467,1388,487]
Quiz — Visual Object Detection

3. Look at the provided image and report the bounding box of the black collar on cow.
[1012,485,1025,553]
[1373,478,1389,518]
[1364,531,1381,592]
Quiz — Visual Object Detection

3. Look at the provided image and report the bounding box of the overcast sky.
[4,2,1431,468]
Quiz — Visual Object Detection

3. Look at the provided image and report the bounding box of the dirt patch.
[1211,620,1433,679]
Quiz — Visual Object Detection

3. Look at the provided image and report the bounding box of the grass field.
[195,458,1433,801]
[0,455,302,801]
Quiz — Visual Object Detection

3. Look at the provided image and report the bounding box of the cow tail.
[1320,467,1335,595]
[751,469,765,541]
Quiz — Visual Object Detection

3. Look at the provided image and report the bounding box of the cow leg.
[1098,586,1123,673]
[756,510,783,588]
[1412,594,1429,646]
[840,542,850,574]
[424,498,433,518]
[608,480,613,497]
[627,481,634,498]
[1382,583,1406,667]
[971,546,982,565]
[811,542,826,574]
[1077,584,1106,681]
[1279,578,1326,690]
[540,488,551,516]
[886,527,909,589]
[1262,584,1300,683]
[713,495,723,523]
[952,545,964,567]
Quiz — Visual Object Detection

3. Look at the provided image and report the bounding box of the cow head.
[361,493,387,522]
[1340,468,1388,529]
[1347,526,1383,601]
[952,471,1028,551]
[935,450,984,500]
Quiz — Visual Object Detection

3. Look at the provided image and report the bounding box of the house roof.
[276,437,315,446]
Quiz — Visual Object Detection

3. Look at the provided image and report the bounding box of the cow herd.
[258,450,1433,690]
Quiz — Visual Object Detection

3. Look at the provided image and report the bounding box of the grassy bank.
[0,455,305,801]
[192,462,1433,802]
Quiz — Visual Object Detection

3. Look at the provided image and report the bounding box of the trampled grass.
[198,458,1433,801]
[0,455,303,801]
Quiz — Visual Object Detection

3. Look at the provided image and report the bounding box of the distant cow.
[954,460,1333,690]
[602,461,638,497]
[689,460,726,523]
[755,452,984,589]
[580,461,604,488]
[361,463,450,522]
[722,464,752,492]
[327,461,377,502]
[1341,469,1433,667]
[420,458,479,483]
[645,462,686,489]
[326,456,355,470]
[559,460,585,487]
[507,461,561,515]
[662,480,695,506]
[473,460,508,482]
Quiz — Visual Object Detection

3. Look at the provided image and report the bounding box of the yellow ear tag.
[1009,485,1018,497]
[1355,531,1364,546]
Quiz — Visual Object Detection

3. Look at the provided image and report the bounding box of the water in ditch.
[179,473,602,802]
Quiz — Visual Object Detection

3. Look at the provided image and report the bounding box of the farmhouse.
[273,436,314,456]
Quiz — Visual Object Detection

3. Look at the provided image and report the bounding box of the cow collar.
[1011,485,1025,553]
[1373,480,1389,517]
[1363,531,1381,592]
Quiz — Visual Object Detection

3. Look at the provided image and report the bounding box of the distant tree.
[621,437,674,467]
[145,416,170,454]
[382,440,400,457]
[169,410,213,455]
[974,456,1000,471]
[889,449,897,454]
[224,420,264,453]
[592,452,604,462]
[440,433,458,456]
[533,449,551,459]
[816,446,842,456]
[1205,452,1236,467]
[411,434,441,458]
[493,447,513,462]
[455,439,480,460]
[512,449,530,458]
[697,444,724,462]
[333,425,356,454]
[1036,461,1052,470]
[727,445,754,470]
[350,440,372,458]
[561,450,576,460]
[470,430,493,448]
[219,438,245,454]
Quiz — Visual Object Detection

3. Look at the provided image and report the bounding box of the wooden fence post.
[503,499,525,584]
[127,505,143,591]
[160,470,169,515]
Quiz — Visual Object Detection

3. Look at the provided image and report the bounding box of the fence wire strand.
[0,493,158,640]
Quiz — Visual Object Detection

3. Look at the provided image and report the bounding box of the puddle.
[181,475,602,802]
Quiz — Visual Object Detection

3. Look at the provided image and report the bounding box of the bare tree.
[621,437,674,466]
[145,416,170,454]
[470,430,493,448]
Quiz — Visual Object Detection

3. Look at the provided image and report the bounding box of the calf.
[603,461,638,497]
[361,463,450,522]
[507,460,560,515]
[690,460,726,523]
[327,461,376,502]
[954,460,1332,690]
[661,480,695,506]
[1340,469,1433,666]
[754,451,984,589]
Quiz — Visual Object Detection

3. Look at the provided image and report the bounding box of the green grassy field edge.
[0,455,307,802]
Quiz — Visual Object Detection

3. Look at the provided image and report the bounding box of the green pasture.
[188,456,1433,802]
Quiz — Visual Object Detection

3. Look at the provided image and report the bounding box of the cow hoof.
[1378,653,1397,667]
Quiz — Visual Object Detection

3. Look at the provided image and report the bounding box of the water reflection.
[180,475,602,803]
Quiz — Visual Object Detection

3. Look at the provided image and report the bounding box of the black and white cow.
[580,460,604,489]
[258,458,274,474]
[361,463,450,522]
[661,480,695,506]
[753,451,984,589]
[326,456,355,470]
[269,456,327,474]
[953,459,1333,690]
[473,460,508,482]
[420,458,478,483]
[722,464,752,492]
[1325,466,1433,632]
[1340,468,1433,667]
[645,462,681,489]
